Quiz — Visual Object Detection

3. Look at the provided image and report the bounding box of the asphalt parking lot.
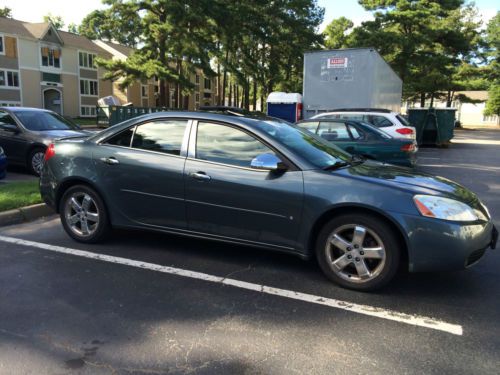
[0,129,499,374]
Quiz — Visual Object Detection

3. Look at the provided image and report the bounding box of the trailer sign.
[327,57,348,69]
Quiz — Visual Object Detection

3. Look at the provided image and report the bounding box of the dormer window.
[41,46,61,68]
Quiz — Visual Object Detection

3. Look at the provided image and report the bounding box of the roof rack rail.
[329,108,392,113]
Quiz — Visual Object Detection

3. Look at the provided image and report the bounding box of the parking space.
[0,129,499,374]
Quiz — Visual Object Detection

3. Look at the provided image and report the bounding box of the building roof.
[101,41,134,57]
[0,17,115,56]
[455,91,489,102]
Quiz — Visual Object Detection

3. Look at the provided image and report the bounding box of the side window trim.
[187,119,298,171]
[99,118,192,158]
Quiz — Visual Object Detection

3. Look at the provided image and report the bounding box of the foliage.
[484,12,500,116]
[484,84,500,116]
[43,13,65,30]
[67,23,79,34]
[0,181,42,212]
[0,7,12,18]
[323,17,353,49]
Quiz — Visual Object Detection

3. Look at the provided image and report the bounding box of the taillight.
[396,127,414,135]
[44,143,55,161]
[401,143,416,152]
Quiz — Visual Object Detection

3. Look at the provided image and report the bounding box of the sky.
[2,0,499,32]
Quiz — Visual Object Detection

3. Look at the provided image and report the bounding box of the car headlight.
[413,195,481,222]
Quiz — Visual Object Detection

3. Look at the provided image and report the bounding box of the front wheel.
[316,214,401,291]
[28,148,46,176]
[59,185,110,243]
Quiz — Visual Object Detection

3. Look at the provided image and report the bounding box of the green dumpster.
[408,108,456,147]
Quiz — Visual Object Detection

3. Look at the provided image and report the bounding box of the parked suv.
[311,108,416,140]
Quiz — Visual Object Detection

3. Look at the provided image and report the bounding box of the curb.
[0,203,55,227]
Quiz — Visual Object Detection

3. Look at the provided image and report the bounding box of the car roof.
[0,106,52,113]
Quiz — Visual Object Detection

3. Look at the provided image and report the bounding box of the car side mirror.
[250,153,287,171]
[0,123,19,133]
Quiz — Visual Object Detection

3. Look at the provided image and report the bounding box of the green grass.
[0,180,42,212]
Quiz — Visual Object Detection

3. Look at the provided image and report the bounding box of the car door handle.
[100,157,120,165]
[190,171,211,181]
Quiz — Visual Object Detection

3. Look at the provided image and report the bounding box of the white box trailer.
[302,48,402,119]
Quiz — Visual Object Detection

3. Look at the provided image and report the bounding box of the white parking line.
[0,235,463,336]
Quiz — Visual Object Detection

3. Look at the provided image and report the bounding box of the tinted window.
[347,125,363,140]
[396,114,410,126]
[131,120,188,156]
[297,121,319,133]
[0,111,17,126]
[370,115,393,128]
[14,111,79,131]
[317,122,351,141]
[196,122,274,167]
[105,128,134,147]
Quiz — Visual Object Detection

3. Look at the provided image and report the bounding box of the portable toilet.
[266,92,303,123]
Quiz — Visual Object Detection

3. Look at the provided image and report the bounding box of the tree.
[67,23,79,34]
[346,0,481,106]
[323,17,353,49]
[484,12,500,119]
[0,7,12,18]
[43,13,65,30]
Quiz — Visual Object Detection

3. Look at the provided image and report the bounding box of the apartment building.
[0,17,216,118]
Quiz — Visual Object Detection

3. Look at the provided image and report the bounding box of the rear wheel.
[59,185,110,243]
[316,214,401,291]
[28,148,46,176]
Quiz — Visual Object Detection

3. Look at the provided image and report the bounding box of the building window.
[483,115,498,122]
[0,36,4,55]
[0,70,19,88]
[41,47,61,68]
[195,93,200,103]
[80,79,98,96]
[141,85,148,98]
[204,78,211,90]
[80,106,96,117]
[79,52,97,69]
[195,74,200,85]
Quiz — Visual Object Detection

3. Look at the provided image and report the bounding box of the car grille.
[465,248,486,267]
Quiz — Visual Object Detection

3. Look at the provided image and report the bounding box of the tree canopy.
[0,7,12,18]
[43,13,65,30]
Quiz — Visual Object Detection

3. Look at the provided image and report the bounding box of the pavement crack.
[221,262,257,282]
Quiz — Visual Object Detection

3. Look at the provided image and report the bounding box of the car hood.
[334,161,479,204]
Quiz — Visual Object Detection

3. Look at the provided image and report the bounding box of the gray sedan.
[0,107,89,175]
[40,112,497,291]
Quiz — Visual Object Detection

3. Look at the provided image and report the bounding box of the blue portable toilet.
[266,92,303,123]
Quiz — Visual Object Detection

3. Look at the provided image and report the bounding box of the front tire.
[316,214,401,291]
[28,148,46,176]
[59,185,110,243]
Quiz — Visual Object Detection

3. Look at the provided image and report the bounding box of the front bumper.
[389,212,497,272]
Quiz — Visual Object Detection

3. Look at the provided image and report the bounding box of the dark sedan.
[0,107,90,175]
[40,112,497,291]
[296,119,417,167]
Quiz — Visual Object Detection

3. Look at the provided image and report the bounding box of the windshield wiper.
[323,161,351,171]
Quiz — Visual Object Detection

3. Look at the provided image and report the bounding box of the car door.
[93,119,190,229]
[0,110,27,164]
[184,120,304,250]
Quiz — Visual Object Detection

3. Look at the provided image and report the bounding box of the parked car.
[40,112,497,291]
[311,108,416,140]
[296,119,417,167]
[0,146,6,180]
[0,107,90,176]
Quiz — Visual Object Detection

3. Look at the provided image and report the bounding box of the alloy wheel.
[31,151,45,175]
[63,192,100,237]
[325,224,386,283]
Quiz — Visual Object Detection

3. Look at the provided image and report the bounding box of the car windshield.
[14,111,80,131]
[254,120,352,169]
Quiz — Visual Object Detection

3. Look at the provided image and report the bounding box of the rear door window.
[370,115,394,128]
[317,122,351,141]
[347,125,364,140]
[105,128,134,147]
[131,120,188,156]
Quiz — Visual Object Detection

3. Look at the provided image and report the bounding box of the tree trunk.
[430,93,434,108]
[420,93,425,108]
[159,79,167,107]
[228,83,232,107]
[222,50,229,106]
[244,78,250,110]
[217,63,221,105]
[252,78,257,111]
[446,91,454,108]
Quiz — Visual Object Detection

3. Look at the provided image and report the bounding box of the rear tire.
[316,214,401,291]
[59,185,110,243]
[28,148,46,176]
